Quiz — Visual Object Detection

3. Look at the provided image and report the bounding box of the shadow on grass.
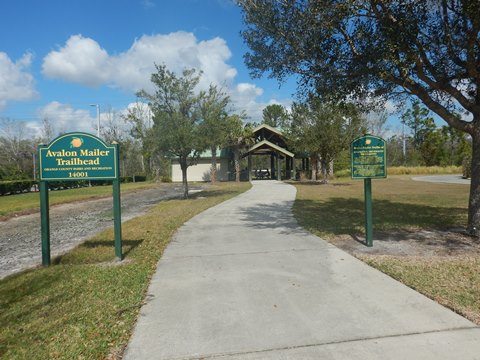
[293,181,354,187]
[52,239,143,265]
[294,197,467,238]
[190,188,243,199]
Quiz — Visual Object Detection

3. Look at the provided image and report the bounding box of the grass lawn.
[293,176,480,325]
[0,181,251,359]
[0,181,162,217]
[293,176,469,237]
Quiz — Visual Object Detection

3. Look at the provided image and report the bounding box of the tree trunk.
[320,158,328,183]
[468,129,480,236]
[180,157,189,199]
[210,146,217,183]
[311,154,319,181]
[234,147,241,182]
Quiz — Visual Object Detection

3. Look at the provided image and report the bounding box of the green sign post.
[39,132,122,265]
[351,134,387,247]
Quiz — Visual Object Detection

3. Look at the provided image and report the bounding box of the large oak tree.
[238,0,480,235]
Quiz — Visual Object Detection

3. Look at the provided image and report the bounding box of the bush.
[0,180,36,195]
[388,166,462,175]
[160,176,172,183]
[0,175,147,196]
[132,175,147,182]
[334,169,351,178]
[333,166,462,178]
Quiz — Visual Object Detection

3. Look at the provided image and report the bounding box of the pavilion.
[243,124,296,181]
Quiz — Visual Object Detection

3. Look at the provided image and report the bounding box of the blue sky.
[0,0,297,136]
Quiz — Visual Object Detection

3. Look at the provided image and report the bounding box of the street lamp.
[89,104,100,137]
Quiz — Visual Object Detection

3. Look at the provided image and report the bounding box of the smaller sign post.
[39,132,122,265]
[351,134,387,247]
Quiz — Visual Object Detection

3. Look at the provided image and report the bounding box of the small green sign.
[39,132,118,181]
[351,134,387,179]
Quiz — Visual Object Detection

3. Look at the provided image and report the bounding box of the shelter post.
[248,154,252,182]
[277,152,281,180]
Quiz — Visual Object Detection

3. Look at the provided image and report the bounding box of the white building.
[171,149,232,182]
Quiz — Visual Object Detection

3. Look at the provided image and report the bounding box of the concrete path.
[412,174,470,185]
[124,181,480,360]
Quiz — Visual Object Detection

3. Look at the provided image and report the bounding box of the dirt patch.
[329,228,480,257]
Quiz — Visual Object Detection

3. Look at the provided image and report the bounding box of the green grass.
[293,176,469,238]
[0,182,251,359]
[0,181,160,217]
[361,256,480,324]
[292,176,480,325]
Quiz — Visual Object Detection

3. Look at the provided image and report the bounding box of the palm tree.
[225,115,254,182]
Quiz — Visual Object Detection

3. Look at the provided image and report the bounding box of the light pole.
[89,104,100,137]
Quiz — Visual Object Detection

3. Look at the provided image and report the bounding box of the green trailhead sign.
[39,132,118,181]
[351,134,387,179]
[38,132,122,265]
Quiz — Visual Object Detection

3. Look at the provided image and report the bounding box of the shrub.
[0,180,36,195]
[333,166,462,178]
[388,166,462,175]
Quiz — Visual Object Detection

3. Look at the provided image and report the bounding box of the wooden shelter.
[244,124,295,181]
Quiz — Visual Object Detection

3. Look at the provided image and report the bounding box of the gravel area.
[0,183,206,279]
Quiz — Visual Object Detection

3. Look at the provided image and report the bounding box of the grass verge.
[0,181,161,218]
[293,176,480,325]
[0,181,251,359]
[360,255,480,325]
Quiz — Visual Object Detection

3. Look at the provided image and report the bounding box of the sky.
[0,0,298,138]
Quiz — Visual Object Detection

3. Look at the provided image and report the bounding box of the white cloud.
[42,35,110,87]
[42,32,292,121]
[42,32,237,92]
[37,101,96,134]
[230,83,291,122]
[0,52,38,109]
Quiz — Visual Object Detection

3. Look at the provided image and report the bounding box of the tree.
[262,104,288,128]
[0,119,34,180]
[224,115,254,182]
[138,64,205,198]
[401,101,436,149]
[123,101,156,177]
[238,1,480,235]
[366,110,389,139]
[198,85,231,183]
[288,100,364,182]
[40,117,55,144]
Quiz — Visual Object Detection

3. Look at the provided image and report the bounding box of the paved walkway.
[412,174,470,185]
[124,181,480,360]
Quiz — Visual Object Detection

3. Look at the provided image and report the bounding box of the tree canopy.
[138,64,205,198]
[238,0,480,235]
[239,0,479,133]
[262,104,288,128]
[288,100,365,181]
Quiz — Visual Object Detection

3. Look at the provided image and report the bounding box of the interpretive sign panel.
[351,134,387,179]
[39,132,117,181]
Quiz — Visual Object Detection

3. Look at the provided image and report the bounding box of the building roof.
[252,124,285,138]
[245,139,294,158]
